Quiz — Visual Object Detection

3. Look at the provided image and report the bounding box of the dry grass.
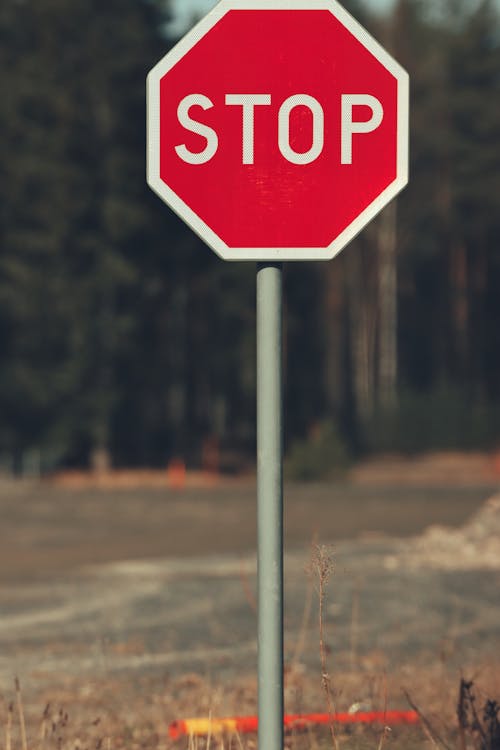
[1,657,498,750]
[2,540,499,750]
[2,559,499,750]
[1,482,498,750]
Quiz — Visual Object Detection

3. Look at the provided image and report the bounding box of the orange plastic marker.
[168,710,419,739]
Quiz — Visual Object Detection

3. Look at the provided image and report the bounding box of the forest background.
[0,0,499,477]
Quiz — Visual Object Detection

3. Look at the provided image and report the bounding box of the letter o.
[278,95,324,165]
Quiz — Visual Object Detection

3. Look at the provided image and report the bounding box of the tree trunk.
[322,260,345,415]
[450,240,469,377]
[377,202,398,410]
[347,244,377,424]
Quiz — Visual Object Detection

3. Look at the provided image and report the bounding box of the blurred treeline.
[0,0,499,475]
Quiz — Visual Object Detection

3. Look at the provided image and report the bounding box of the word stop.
[174,93,384,166]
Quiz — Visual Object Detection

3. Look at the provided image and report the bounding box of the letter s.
[175,94,218,165]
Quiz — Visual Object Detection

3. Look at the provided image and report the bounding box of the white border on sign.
[147,0,409,262]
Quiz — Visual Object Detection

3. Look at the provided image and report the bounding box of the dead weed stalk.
[403,688,452,750]
[310,544,339,750]
[457,678,500,750]
[6,701,13,750]
[15,679,28,750]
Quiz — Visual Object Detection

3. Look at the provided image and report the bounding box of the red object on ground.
[168,710,420,739]
[166,458,186,490]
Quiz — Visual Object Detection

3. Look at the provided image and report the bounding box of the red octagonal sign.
[147,0,409,261]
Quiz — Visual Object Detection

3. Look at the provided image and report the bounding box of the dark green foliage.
[396,0,500,396]
[285,421,350,481]
[364,386,500,454]
[0,0,172,465]
[0,0,499,472]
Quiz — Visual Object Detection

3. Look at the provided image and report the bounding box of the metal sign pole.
[256,261,284,750]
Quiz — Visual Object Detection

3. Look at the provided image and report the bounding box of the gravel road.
[0,480,498,693]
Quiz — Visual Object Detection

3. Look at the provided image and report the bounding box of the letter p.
[341,94,384,165]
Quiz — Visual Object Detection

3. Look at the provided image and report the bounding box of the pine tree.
[0,0,172,468]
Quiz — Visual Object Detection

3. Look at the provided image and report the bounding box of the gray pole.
[257,261,284,750]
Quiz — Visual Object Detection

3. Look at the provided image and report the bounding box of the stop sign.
[147,0,409,261]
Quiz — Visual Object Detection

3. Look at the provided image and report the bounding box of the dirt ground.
[0,459,497,581]
[0,455,499,749]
